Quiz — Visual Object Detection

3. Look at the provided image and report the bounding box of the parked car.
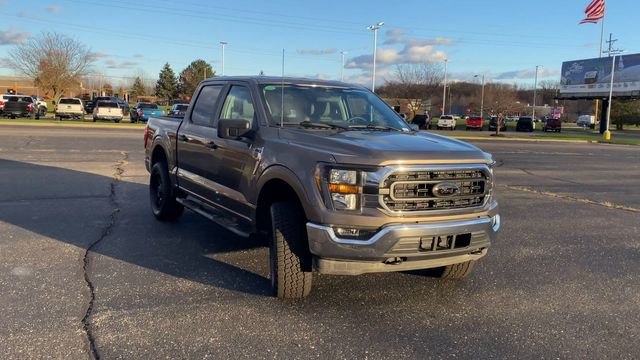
[55,98,85,120]
[145,76,500,299]
[0,94,14,115]
[93,100,123,122]
[542,118,562,132]
[437,115,456,130]
[2,95,38,119]
[167,103,189,118]
[488,117,507,132]
[577,115,597,129]
[130,102,164,123]
[516,116,535,132]
[465,116,484,130]
[411,114,431,129]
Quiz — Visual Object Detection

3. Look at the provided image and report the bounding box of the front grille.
[381,168,489,212]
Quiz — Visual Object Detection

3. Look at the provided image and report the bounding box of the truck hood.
[279,129,492,165]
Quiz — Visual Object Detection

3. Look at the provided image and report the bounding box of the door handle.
[178,134,189,142]
[206,141,218,149]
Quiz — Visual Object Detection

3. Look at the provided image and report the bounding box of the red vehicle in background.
[542,117,562,132]
[466,116,484,130]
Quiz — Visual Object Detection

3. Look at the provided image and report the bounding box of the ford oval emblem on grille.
[432,182,459,198]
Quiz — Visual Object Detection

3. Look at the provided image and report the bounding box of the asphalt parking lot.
[0,124,638,359]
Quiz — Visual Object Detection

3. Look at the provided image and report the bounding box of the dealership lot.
[0,125,638,359]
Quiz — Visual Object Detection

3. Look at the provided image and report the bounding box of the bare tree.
[379,63,445,119]
[7,32,93,100]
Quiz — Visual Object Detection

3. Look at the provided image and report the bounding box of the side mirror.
[409,124,419,131]
[218,118,252,139]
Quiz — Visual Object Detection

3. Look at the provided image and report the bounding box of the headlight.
[316,165,364,211]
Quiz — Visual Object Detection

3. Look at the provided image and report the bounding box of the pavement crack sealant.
[81,151,128,359]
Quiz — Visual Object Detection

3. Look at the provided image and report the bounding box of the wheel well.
[256,179,306,233]
[150,146,167,167]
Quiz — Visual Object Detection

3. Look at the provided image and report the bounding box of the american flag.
[580,0,606,24]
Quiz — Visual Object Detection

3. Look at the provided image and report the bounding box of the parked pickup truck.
[144,76,500,299]
[93,100,123,122]
[2,95,38,119]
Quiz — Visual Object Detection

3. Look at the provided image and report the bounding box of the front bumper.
[307,212,500,275]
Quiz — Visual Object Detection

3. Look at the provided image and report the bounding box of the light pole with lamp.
[474,74,486,119]
[367,22,384,92]
[604,51,625,141]
[340,51,348,82]
[219,41,228,76]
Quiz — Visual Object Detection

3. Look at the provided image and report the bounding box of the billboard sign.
[559,53,640,98]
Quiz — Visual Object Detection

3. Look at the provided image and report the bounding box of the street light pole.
[340,51,347,82]
[442,59,448,116]
[533,65,541,120]
[219,41,227,76]
[474,74,486,119]
[367,22,384,92]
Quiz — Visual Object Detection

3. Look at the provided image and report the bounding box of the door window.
[191,85,223,126]
[220,86,255,124]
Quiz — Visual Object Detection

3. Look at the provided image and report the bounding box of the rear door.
[175,83,226,200]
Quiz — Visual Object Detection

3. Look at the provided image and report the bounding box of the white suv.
[437,115,457,130]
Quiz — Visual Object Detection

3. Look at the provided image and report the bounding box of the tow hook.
[384,257,405,265]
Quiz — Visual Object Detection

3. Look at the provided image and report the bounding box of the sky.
[0,0,637,89]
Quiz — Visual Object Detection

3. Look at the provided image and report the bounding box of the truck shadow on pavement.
[0,158,272,297]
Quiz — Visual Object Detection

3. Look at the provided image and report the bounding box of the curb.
[0,120,144,130]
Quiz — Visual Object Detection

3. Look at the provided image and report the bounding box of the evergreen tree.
[155,63,178,100]
[178,60,214,98]
[131,76,146,101]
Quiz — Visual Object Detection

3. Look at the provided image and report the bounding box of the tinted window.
[138,103,158,109]
[191,85,223,126]
[60,98,81,104]
[221,86,255,123]
[97,101,118,108]
[175,104,188,111]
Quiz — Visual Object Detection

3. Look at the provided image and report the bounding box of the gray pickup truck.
[145,76,500,299]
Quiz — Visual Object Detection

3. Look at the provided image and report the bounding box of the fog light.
[331,193,357,210]
[333,227,378,240]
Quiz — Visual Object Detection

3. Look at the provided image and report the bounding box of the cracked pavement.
[0,125,638,359]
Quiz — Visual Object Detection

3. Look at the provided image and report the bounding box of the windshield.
[174,104,188,111]
[261,84,410,131]
[139,103,158,109]
[60,98,81,104]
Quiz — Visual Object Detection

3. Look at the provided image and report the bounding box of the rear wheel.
[149,161,184,221]
[269,201,313,299]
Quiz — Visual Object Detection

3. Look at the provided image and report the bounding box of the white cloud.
[296,48,337,56]
[105,60,138,69]
[495,68,560,80]
[88,51,110,61]
[46,5,61,13]
[0,28,29,45]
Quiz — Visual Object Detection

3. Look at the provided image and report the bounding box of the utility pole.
[442,59,448,116]
[604,33,622,58]
[533,65,541,120]
[340,51,347,82]
[367,22,384,92]
[220,41,227,76]
[475,74,486,119]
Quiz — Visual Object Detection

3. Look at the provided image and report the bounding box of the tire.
[149,161,184,221]
[436,260,477,279]
[114,119,121,123]
[269,201,313,299]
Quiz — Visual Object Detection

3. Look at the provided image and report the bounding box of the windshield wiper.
[298,121,349,130]
[348,124,401,131]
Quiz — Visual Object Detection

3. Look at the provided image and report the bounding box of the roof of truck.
[201,76,366,89]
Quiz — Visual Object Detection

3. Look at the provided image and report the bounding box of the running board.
[176,197,251,238]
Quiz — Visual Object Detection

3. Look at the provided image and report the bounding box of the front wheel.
[269,201,313,299]
[149,162,184,221]
[436,260,477,279]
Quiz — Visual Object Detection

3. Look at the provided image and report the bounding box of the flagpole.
[595,2,606,126]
